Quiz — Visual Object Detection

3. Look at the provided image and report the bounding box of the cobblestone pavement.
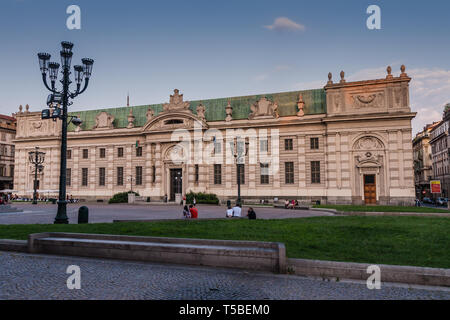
[0,251,448,300]
[0,203,333,224]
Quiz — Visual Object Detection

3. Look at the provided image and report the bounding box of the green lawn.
[1,216,449,268]
[313,204,450,213]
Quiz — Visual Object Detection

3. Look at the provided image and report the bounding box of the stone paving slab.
[0,251,449,300]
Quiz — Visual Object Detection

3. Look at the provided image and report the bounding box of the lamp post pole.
[37,41,94,224]
[28,147,45,205]
[230,138,249,206]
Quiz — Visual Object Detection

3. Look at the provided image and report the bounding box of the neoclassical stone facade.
[13,66,416,205]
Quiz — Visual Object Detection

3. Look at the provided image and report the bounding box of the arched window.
[164,119,183,125]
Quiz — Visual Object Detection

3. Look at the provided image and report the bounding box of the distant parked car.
[437,197,448,206]
[422,197,434,204]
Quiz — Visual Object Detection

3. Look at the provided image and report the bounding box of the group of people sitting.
[182,204,199,219]
[226,204,256,219]
[182,203,256,220]
[284,199,299,209]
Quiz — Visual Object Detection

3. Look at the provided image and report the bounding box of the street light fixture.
[229,137,249,206]
[28,147,45,205]
[37,41,93,224]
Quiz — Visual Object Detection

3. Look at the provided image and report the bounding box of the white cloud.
[264,17,305,32]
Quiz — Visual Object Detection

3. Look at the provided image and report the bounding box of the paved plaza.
[0,203,333,224]
[0,251,448,300]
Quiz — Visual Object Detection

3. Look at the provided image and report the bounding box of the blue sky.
[1,0,449,133]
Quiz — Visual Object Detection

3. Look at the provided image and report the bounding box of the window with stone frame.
[136,146,143,157]
[284,138,293,151]
[214,164,222,185]
[117,167,124,186]
[310,137,319,150]
[136,166,143,185]
[260,139,268,153]
[285,162,294,184]
[99,148,106,159]
[118,147,124,158]
[152,165,156,183]
[82,149,89,159]
[260,163,269,184]
[99,167,106,186]
[311,161,321,184]
[67,149,72,160]
[237,164,245,184]
[66,168,71,186]
[195,164,199,183]
[81,168,88,186]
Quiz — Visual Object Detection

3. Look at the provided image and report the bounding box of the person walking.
[183,205,190,219]
[189,204,198,219]
[247,207,256,220]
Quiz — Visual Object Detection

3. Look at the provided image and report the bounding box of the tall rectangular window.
[237,164,245,184]
[285,162,294,184]
[82,149,88,159]
[260,163,269,184]
[260,139,268,153]
[66,168,71,186]
[81,168,88,186]
[136,147,142,157]
[310,137,319,150]
[214,164,222,185]
[118,147,124,158]
[99,167,106,186]
[99,148,106,158]
[214,141,221,154]
[67,150,72,159]
[136,166,143,185]
[152,165,156,183]
[285,138,293,151]
[195,164,199,183]
[117,167,124,186]
[10,165,14,178]
[311,161,321,184]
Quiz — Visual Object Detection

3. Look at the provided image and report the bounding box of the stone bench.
[273,204,310,210]
[28,232,286,273]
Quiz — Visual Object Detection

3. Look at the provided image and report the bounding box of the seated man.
[189,204,198,219]
[232,204,242,217]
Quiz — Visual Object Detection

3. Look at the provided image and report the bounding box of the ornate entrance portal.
[364,174,376,204]
[170,169,182,201]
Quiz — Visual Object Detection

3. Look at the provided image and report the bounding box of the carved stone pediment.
[143,112,208,132]
[351,92,385,109]
[249,97,279,119]
[164,144,189,164]
[353,136,384,150]
[162,89,191,113]
[93,112,115,130]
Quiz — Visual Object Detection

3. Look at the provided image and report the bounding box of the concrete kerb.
[334,211,450,218]
[0,239,28,252]
[287,258,450,287]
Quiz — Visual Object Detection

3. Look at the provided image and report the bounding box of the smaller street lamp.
[229,137,249,206]
[28,147,45,205]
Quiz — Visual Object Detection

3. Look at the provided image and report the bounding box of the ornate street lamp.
[229,137,249,206]
[28,147,45,205]
[37,41,93,224]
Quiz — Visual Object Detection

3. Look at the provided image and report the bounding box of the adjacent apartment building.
[0,114,16,191]
[429,104,450,198]
[413,121,440,199]
[13,65,416,205]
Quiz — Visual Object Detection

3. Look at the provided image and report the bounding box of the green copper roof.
[68,88,326,131]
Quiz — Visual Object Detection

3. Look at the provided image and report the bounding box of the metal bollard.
[78,206,89,224]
